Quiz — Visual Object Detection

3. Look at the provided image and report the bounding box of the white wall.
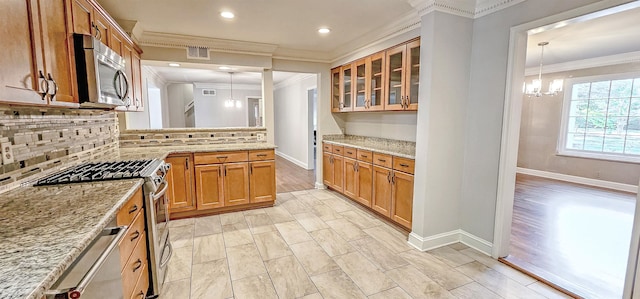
[274,73,317,169]
[344,113,417,142]
[124,66,168,129]
[193,86,261,128]
[166,83,193,128]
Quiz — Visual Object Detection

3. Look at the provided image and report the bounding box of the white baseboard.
[408,229,493,256]
[276,151,312,170]
[315,182,326,189]
[516,167,637,193]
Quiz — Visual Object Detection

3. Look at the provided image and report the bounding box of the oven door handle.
[45,226,128,298]
[151,180,169,201]
[160,240,173,268]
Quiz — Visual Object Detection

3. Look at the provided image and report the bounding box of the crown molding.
[408,0,525,19]
[524,51,640,76]
[138,32,278,57]
[193,82,262,91]
[274,73,316,90]
[331,10,421,65]
[272,48,333,63]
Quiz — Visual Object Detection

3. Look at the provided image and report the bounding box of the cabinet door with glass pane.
[385,44,406,110]
[331,67,342,112]
[368,52,385,111]
[404,40,420,111]
[341,63,354,111]
[354,58,368,111]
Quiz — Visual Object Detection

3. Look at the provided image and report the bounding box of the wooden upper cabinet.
[0,0,77,106]
[132,51,144,111]
[93,8,111,46]
[391,171,414,229]
[166,154,196,213]
[0,0,46,105]
[39,0,77,105]
[385,44,406,111]
[70,0,93,35]
[195,164,224,210]
[224,162,250,206]
[353,53,385,112]
[341,64,353,112]
[353,58,368,111]
[331,67,341,112]
[250,161,276,203]
[404,40,420,110]
[122,43,134,107]
[109,29,124,56]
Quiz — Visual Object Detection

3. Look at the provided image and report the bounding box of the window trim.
[557,71,640,164]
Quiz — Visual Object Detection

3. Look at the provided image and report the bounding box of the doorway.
[147,83,163,129]
[247,97,262,127]
[494,2,640,298]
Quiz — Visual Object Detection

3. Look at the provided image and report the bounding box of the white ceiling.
[96,0,415,59]
[526,5,640,68]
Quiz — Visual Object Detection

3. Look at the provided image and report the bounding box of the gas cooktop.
[35,160,159,186]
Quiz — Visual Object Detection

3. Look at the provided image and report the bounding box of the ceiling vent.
[187,46,210,60]
[202,89,216,96]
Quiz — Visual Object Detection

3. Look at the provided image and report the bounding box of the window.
[559,73,640,163]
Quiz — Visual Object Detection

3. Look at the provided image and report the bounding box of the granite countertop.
[116,143,277,160]
[323,135,416,159]
[0,179,144,299]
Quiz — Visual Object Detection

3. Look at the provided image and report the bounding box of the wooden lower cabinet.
[195,164,224,210]
[166,154,196,212]
[355,161,373,207]
[168,150,275,217]
[391,171,414,229]
[117,187,149,299]
[250,161,276,203]
[322,152,333,186]
[372,165,393,217]
[223,162,250,206]
[343,158,357,199]
[322,152,344,192]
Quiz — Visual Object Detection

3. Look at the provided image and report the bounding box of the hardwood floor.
[275,156,316,193]
[505,173,636,298]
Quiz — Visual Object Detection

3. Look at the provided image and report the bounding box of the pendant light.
[225,72,241,108]
[524,41,563,97]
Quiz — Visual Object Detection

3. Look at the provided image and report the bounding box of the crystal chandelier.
[524,41,563,97]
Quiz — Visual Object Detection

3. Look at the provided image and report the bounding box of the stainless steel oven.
[145,172,172,296]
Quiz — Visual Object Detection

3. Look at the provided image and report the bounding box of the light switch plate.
[1,142,14,165]
[257,133,265,141]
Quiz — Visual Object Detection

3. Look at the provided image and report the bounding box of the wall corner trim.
[516,167,638,194]
[408,229,493,255]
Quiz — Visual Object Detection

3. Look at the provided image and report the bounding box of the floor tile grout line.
[244,210,282,299]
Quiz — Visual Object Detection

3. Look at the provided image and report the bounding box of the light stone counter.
[116,143,277,161]
[0,179,144,299]
[323,135,416,159]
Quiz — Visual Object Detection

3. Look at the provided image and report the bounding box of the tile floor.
[160,189,571,299]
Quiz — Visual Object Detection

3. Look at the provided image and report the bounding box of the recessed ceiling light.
[221,11,235,19]
[219,66,231,70]
[318,28,331,34]
[169,63,180,67]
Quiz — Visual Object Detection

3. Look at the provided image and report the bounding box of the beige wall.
[518,62,640,185]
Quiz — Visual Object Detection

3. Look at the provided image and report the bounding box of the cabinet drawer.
[332,146,344,155]
[194,151,248,165]
[357,150,373,163]
[249,149,275,161]
[122,232,147,299]
[118,212,145,270]
[343,147,357,159]
[117,188,143,226]
[393,157,415,174]
[129,262,149,299]
[373,153,392,168]
[322,143,332,152]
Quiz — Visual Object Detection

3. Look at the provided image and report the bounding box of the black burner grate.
[35,160,155,186]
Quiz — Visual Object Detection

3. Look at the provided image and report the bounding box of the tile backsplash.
[119,128,267,147]
[0,105,119,191]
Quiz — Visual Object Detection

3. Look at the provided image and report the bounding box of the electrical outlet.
[257,133,265,141]
[1,142,14,165]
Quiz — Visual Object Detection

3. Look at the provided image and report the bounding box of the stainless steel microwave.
[73,34,129,108]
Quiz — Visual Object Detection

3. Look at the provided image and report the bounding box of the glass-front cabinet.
[330,38,419,113]
[331,67,342,112]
